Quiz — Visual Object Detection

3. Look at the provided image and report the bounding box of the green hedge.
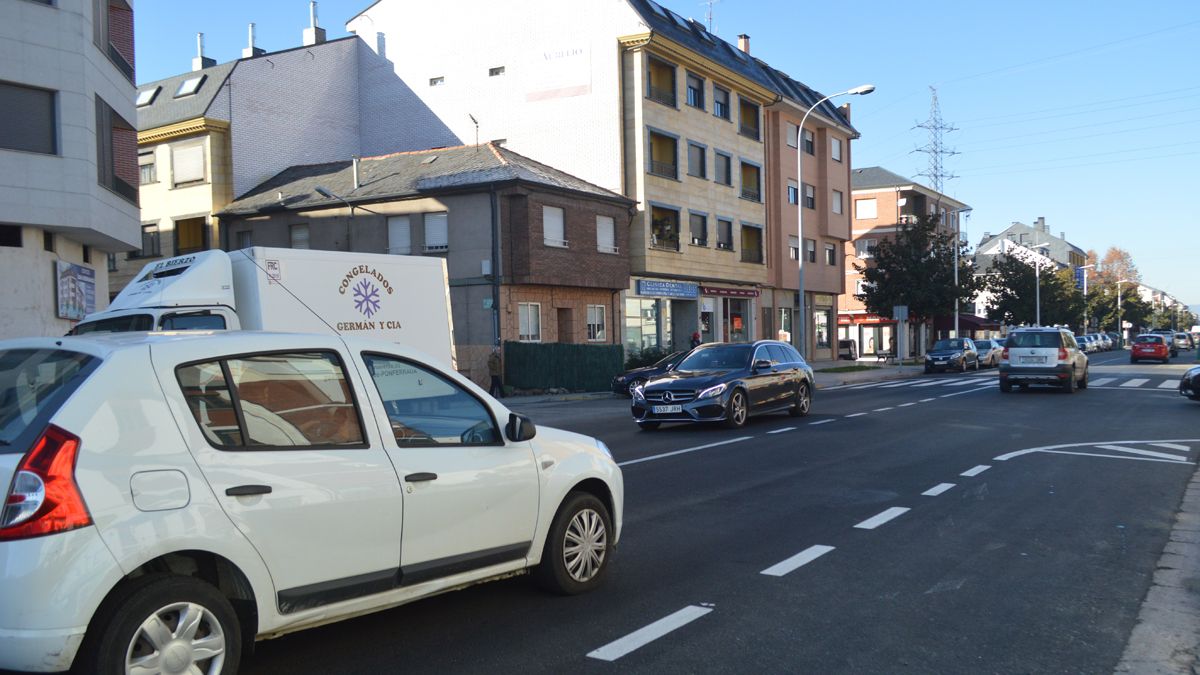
[504,341,623,391]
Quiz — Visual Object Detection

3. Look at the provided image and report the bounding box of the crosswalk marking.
[1095,445,1188,461]
[912,380,947,387]
[1158,380,1179,389]
[1121,378,1150,388]
[835,375,1177,392]
[1089,377,1117,386]
[943,379,983,387]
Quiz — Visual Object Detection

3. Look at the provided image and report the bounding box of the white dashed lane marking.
[809,419,835,426]
[845,412,868,418]
[766,427,795,435]
[587,605,714,661]
[922,483,956,496]
[854,507,910,530]
[760,545,836,577]
[961,465,991,477]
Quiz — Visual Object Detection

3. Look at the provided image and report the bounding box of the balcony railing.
[649,161,678,179]
[716,241,733,251]
[650,234,680,251]
[739,123,760,140]
[741,249,763,264]
[647,85,676,107]
[740,187,760,201]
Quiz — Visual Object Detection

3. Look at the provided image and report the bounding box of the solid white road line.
[847,382,889,390]
[1152,443,1191,451]
[767,426,796,434]
[1094,444,1190,461]
[939,385,993,398]
[898,402,917,407]
[1121,378,1150,388]
[617,437,752,467]
[874,407,894,412]
[1158,380,1180,389]
[809,419,835,426]
[922,483,956,496]
[943,379,983,386]
[587,605,714,661]
[845,412,868,418]
[760,545,836,577]
[1089,377,1117,386]
[961,465,991,477]
[1037,450,1190,464]
[880,380,923,388]
[854,507,910,529]
[912,380,947,387]
[994,438,1200,462]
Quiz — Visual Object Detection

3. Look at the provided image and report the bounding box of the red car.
[1130,334,1171,364]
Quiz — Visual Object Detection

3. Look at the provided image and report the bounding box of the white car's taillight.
[0,425,92,541]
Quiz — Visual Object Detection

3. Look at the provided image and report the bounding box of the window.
[805,238,816,263]
[362,353,499,446]
[175,217,206,255]
[855,279,868,296]
[803,183,815,209]
[139,150,156,184]
[825,243,836,265]
[429,76,444,86]
[717,218,733,251]
[236,230,252,249]
[687,142,706,178]
[136,87,159,107]
[140,224,160,257]
[543,205,567,247]
[714,152,732,186]
[82,245,91,264]
[587,305,606,341]
[596,215,617,253]
[832,190,844,215]
[290,224,309,249]
[650,206,680,250]
[646,56,676,106]
[0,225,20,247]
[107,253,118,272]
[855,198,878,219]
[648,130,678,179]
[787,179,798,205]
[95,0,135,82]
[740,162,761,201]
[424,212,448,252]
[171,142,205,186]
[855,238,878,259]
[95,96,137,204]
[740,224,763,264]
[788,235,799,260]
[0,82,56,155]
[803,129,814,155]
[689,212,707,246]
[385,215,411,254]
[831,137,843,162]
[161,312,226,330]
[488,66,505,77]
[518,302,541,342]
[786,122,798,148]
[43,231,54,252]
[174,75,205,98]
[713,86,730,120]
[686,73,704,109]
[738,97,760,140]
[177,352,365,448]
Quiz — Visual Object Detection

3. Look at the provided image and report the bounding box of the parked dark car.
[924,338,979,373]
[612,350,687,396]
[630,341,813,430]
[1181,366,1200,402]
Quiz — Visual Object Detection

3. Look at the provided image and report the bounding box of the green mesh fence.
[503,341,623,391]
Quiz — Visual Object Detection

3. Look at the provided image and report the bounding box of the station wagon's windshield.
[677,344,752,371]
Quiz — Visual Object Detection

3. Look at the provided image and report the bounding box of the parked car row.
[1078,333,1114,353]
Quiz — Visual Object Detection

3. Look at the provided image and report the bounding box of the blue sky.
[134,1,1200,309]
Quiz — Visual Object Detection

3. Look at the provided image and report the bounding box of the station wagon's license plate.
[652,405,683,414]
[1020,356,1047,364]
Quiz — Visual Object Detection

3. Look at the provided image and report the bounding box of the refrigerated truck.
[72,247,457,368]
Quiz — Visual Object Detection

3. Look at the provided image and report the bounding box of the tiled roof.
[135,61,236,131]
[850,166,926,191]
[219,143,634,215]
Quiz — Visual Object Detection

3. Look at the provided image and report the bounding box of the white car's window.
[177,351,366,449]
[362,353,500,447]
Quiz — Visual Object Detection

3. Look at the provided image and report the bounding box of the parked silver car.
[974,339,1004,367]
[999,327,1089,393]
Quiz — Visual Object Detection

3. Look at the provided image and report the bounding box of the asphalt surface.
[237,349,1200,673]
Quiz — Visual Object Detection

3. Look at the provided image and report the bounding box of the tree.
[1095,247,1140,287]
[855,214,981,323]
[1087,281,1152,333]
[984,256,1082,327]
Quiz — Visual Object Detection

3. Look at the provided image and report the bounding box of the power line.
[912,86,957,194]
[955,85,1200,124]
[956,117,1198,152]
[962,138,1200,172]
[959,147,1200,178]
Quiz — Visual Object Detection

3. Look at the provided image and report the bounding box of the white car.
[0,332,623,673]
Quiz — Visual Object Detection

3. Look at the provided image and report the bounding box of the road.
[246,349,1200,674]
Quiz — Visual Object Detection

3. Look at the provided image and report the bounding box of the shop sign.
[839,313,891,325]
[700,286,760,298]
[637,279,699,299]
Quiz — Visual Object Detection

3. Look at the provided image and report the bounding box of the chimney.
[192,33,215,71]
[838,102,851,122]
[352,157,360,191]
[243,23,265,58]
[1035,216,1047,233]
[303,0,327,46]
[1060,231,1066,241]
[737,34,750,54]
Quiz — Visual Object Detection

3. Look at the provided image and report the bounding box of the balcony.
[740,187,760,201]
[739,123,760,140]
[648,85,676,107]
[649,161,678,179]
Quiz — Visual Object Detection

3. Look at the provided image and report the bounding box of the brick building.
[218,143,635,385]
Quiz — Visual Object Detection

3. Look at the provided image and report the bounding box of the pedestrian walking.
[487,347,505,398]
[690,331,702,349]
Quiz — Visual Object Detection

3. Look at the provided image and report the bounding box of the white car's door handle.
[405,472,438,483]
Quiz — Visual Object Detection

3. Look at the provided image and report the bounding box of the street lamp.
[1031,242,1051,326]
[314,185,383,218]
[1117,278,1133,348]
[796,83,874,357]
[1078,263,1095,333]
[953,208,972,338]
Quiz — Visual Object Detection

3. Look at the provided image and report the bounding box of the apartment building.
[114,28,457,293]
[841,166,969,357]
[346,0,855,356]
[0,0,140,338]
[217,143,635,383]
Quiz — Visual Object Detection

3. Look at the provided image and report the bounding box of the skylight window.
[174,75,206,98]
[666,9,689,29]
[136,86,161,107]
[648,0,669,18]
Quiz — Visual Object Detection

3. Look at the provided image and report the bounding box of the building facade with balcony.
[0,0,140,338]
[346,0,857,355]
[841,166,969,358]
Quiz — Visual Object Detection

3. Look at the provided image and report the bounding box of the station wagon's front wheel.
[723,389,748,428]
[534,492,613,595]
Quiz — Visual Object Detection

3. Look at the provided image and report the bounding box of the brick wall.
[501,285,621,345]
[112,125,138,188]
[107,2,134,77]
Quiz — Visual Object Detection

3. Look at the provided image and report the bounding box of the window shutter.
[596,215,615,252]
[543,206,565,246]
[424,212,448,251]
[172,144,205,184]
[387,215,411,254]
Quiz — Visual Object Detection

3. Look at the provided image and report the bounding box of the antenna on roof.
[468,114,479,149]
[701,0,720,32]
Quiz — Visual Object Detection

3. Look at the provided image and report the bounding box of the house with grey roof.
[975,217,1086,269]
[113,29,457,294]
[218,142,636,386]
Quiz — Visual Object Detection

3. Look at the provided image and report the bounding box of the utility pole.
[913,86,958,343]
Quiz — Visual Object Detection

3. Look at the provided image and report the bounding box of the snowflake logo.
[353,279,382,317]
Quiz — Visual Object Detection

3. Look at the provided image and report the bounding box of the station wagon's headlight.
[632,385,645,401]
[697,383,727,400]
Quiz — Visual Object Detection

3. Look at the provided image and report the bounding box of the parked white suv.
[0,332,623,673]
[999,327,1089,393]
